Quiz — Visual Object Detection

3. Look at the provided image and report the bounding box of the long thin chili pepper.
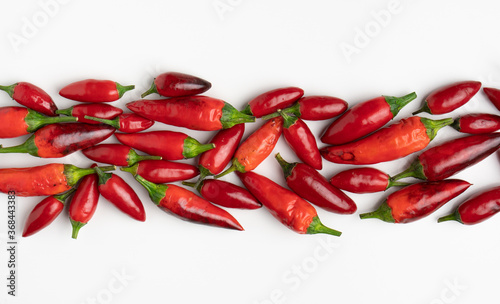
[262,95,348,121]
[141,71,211,98]
[483,87,500,111]
[241,87,304,118]
[329,167,409,194]
[451,113,500,134]
[84,113,154,133]
[83,144,162,166]
[56,103,123,124]
[0,82,58,116]
[59,79,135,102]
[120,160,199,184]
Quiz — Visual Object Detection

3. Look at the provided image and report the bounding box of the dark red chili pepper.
[22,189,76,237]
[83,113,154,133]
[237,170,341,236]
[451,113,500,134]
[141,71,211,98]
[120,160,199,184]
[483,87,500,111]
[321,92,416,145]
[83,144,162,166]
[329,167,409,194]
[56,103,123,124]
[0,123,115,158]
[241,87,304,118]
[115,131,214,160]
[391,133,500,181]
[413,81,481,115]
[263,95,348,121]
[59,79,135,102]
[359,180,471,223]
[320,116,452,165]
[127,96,254,131]
[95,168,145,221]
[0,82,58,116]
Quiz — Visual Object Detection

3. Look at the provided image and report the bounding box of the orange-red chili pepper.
[0,82,58,116]
[59,79,135,102]
[141,71,211,98]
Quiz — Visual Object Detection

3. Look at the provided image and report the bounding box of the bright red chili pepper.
[83,113,154,133]
[413,81,481,115]
[263,95,348,121]
[0,82,58,116]
[320,116,452,165]
[241,87,304,118]
[120,160,199,184]
[359,180,471,223]
[0,123,115,158]
[59,79,135,102]
[451,113,500,134]
[127,96,254,131]
[237,170,341,236]
[56,103,123,124]
[483,87,500,111]
[320,92,416,145]
[115,131,214,160]
[329,167,409,194]
[83,144,162,166]
[141,71,212,98]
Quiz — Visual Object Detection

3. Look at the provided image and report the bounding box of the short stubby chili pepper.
[320,92,416,145]
[391,133,500,182]
[359,180,471,223]
[83,144,162,167]
[56,103,123,124]
[320,116,453,165]
[0,82,58,116]
[120,160,199,184]
[84,113,154,133]
[22,189,76,237]
[263,95,348,121]
[413,81,481,115]
[115,131,214,160]
[141,71,212,98]
[237,170,342,236]
[241,87,304,118]
[126,96,255,131]
[451,113,500,134]
[275,153,356,214]
[329,167,409,194]
[59,79,135,102]
[0,123,115,158]
[438,186,500,225]
[0,106,77,138]
[95,168,145,221]
[483,87,500,111]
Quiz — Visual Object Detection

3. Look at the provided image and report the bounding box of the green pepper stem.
[214,165,236,179]
[183,137,215,159]
[64,164,115,187]
[412,102,432,115]
[391,159,427,181]
[54,188,76,203]
[278,109,298,129]
[83,115,120,129]
[437,213,460,223]
[55,107,73,116]
[221,102,255,129]
[70,219,86,239]
[141,81,158,98]
[115,82,135,98]
[307,216,342,236]
[275,153,296,180]
[126,149,161,166]
[0,83,17,98]
[94,167,112,185]
[0,136,37,156]
[120,163,138,176]
[420,117,454,141]
[386,179,411,189]
[26,109,77,132]
[134,174,167,205]
[384,92,417,118]
[359,201,395,223]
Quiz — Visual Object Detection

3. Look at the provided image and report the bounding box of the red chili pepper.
[263,95,348,121]
[413,81,481,115]
[22,189,76,237]
[56,103,123,124]
[451,113,500,134]
[0,123,115,158]
[241,87,304,118]
[320,116,452,165]
[83,144,162,166]
[95,168,145,221]
[0,82,58,116]
[483,87,500,111]
[120,160,199,184]
[115,131,214,160]
[59,79,135,102]
[141,72,211,98]
[438,186,500,225]
[320,92,416,145]
[83,113,154,133]
[126,96,254,131]
[237,170,341,236]
[359,180,471,223]
[329,167,409,194]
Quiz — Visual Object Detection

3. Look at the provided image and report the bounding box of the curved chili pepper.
[320,92,416,145]
[59,79,135,102]
[83,113,154,133]
[141,71,211,98]
[438,186,500,225]
[56,103,123,124]
[95,168,145,221]
[483,87,500,111]
[320,116,453,165]
[0,82,58,116]
[0,123,115,158]
[359,180,471,223]
[451,113,500,134]
[241,87,304,118]
[413,81,481,115]
[115,131,214,160]
[263,95,348,121]
[126,96,254,131]
[120,160,199,184]
[237,170,341,236]
[329,167,409,194]
[83,144,162,166]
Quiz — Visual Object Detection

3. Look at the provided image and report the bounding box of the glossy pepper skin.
[320,116,453,165]
[263,95,348,121]
[241,87,304,118]
[414,81,481,115]
[84,113,154,133]
[237,171,342,236]
[0,82,58,116]
[56,103,123,124]
[59,79,135,102]
[451,113,500,134]
[115,131,214,160]
[121,160,199,184]
[321,92,416,145]
[329,167,408,194]
[83,144,162,166]
[127,96,255,131]
[483,87,500,111]
[359,180,471,223]
[0,123,115,158]
[141,72,211,98]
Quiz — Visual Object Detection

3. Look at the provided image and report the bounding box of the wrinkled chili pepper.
[359,180,471,223]
[84,113,154,133]
[141,71,212,98]
[483,87,500,111]
[329,167,409,194]
[241,87,304,118]
[451,113,500,134]
[320,116,453,165]
[56,103,123,124]
[413,81,481,115]
[120,160,199,184]
[83,144,162,166]
[59,79,135,102]
[262,95,348,121]
[321,92,416,145]
[237,170,342,236]
[0,82,58,116]
[115,131,214,160]
[0,123,115,158]
[126,96,254,131]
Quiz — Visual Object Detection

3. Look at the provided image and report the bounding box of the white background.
[1,0,500,303]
